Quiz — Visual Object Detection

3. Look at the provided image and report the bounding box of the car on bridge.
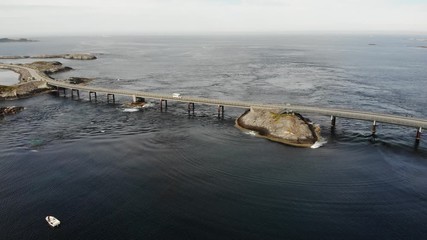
[172,93,182,98]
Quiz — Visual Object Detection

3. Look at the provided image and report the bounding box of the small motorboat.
[46,216,61,227]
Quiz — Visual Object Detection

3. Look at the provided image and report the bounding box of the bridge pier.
[416,127,422,141]
[188,103,195,116]
[371,120,377,135]
[160,99,167,111]
[56,87,66,97]
[71,89,80,99]
[107,94,115,104]
[89,91,97,101]
[217,105,224,119]
[331,116,336,127]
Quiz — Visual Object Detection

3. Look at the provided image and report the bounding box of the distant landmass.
[0,38,37,43]
[0,53,97,60]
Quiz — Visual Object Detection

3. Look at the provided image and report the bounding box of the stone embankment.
[236,107,321,147]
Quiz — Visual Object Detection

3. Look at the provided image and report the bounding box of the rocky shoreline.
[236,107,321,147]
[0,61,78,100]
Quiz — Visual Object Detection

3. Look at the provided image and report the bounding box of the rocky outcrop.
[0,85,17,98]
[236,107,321,147]
[67,77,93,85]
[64,54,97,60]
[0,106,24,118]
[0,81,50,100]
[22,61,72,74]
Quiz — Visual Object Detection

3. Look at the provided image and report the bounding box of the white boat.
[46,216,60,227]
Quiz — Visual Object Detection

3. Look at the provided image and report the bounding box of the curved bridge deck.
[1,64,426,141]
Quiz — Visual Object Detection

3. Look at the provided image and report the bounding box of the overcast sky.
[1,0,427,36]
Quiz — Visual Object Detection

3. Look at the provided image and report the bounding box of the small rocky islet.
[0,106,24,118]
[236,107,322,147]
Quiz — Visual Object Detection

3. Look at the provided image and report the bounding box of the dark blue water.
[1,35,427,240]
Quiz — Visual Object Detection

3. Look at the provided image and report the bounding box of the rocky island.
[236,107,321,147]
[0,53,97,60]
[0,38,37,43]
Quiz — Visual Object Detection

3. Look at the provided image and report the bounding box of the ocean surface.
[1,35,427,240]
[0,70,19,86]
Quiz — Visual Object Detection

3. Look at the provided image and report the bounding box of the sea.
[1,34,427,240]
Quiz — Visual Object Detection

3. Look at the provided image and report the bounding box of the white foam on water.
[311,138,327,149]
[142,103,155,108]
[122,108,139,112]
[245,131,257,136]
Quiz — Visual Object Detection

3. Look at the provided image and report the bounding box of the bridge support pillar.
[132,95,136,103]
[57,87,66,97]
[107,94,115,104]
[135,97,145,103]
[416,127,422,142]
[71,89,80,99]
[89,91,97,101]
[188,103,195,116]
[371,120,377,135]
[331,116,336,127]
[160,99,167,111]
[217,105,224,119]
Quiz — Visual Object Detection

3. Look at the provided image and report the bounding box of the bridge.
[1,63,425,143]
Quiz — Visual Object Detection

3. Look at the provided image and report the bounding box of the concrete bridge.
[1,63,425,143]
